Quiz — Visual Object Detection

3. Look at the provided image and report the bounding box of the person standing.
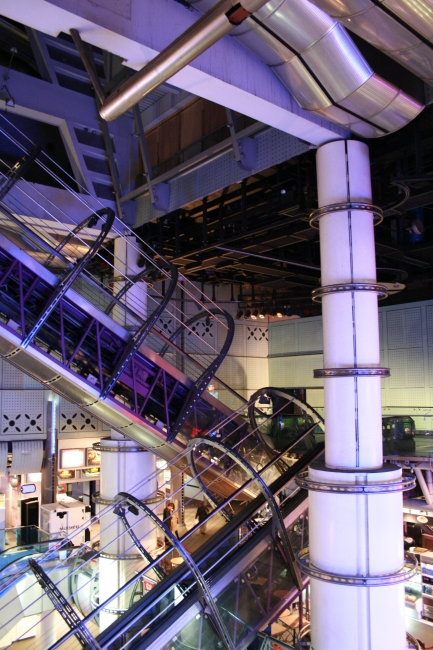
[168,502,179,539]
[195,501,209,534]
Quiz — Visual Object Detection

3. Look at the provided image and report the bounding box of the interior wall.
[268,299,433,432]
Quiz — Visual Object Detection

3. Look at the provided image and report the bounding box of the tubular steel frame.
[165,308,235,443]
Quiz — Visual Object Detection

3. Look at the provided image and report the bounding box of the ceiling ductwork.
[308,0,433,88]
[192,0,424,137]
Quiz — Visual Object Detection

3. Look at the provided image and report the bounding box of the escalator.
[0,119,326,649]
[0,425,320,650]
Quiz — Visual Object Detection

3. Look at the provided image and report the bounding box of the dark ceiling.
[136,106,433,314]
[0,14,431,317]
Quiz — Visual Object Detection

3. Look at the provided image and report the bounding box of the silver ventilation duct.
[99,0,270,121]
[192,0,423,137]
[308,0,433,89]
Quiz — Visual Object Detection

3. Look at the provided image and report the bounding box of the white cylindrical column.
[307,140,406,650]
[98,434,157,630]
[113,235,147,328]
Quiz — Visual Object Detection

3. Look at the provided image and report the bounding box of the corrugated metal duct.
[192,0,424,137]
[308,0,433,88]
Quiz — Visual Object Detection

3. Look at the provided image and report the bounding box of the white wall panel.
[246,357,268,391]
[268,300,432,415]
[246,325,268,358]
[387,306,423,349]
[297,320,323,352]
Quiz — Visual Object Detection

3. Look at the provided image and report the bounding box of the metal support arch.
[166,308,235,443]
[100,262,178,399]
[247,387,325,454]
[113,491,236,650]
[113,502,166,581]
[28,559,100,650]
[187,437,303,590]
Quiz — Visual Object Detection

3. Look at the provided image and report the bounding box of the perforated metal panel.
[215,356,246,390]
[306,389,324,408]
[0,442,7,476]
[429,348,433,388]
[297,320,323,352]
[386,389,426,407]
[296,355,324,387]
[427,306,433,347]
[2,362,24,389]
[226,324,245,357]
[387,307,423,349]
[246,326,268,358]
[185,317,217,355]
[1,391,45,436]
[378,312,384,351]
[246,357,268,390]
[59,399,98,433]
[389,348,425,388]
[269,322,296,356]
[10,440,43,473]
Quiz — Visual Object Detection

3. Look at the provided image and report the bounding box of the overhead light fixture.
[259,308,266,319]
[235,309,243,319]
[251,309,258,320]
[245,309,251,318]
[276,310,283,318]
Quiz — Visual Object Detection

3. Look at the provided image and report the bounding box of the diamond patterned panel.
[1,392,45,436]
[59,399,98,433]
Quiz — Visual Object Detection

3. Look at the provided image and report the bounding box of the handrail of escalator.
[166,308,235,443]
[44,209,105,266]
[21,207,115,348]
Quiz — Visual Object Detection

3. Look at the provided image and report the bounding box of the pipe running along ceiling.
[190,0,424,137]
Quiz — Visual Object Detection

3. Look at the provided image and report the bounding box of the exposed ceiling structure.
[0,0,430,318]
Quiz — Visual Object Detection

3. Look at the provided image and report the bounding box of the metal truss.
[0,143,41,202]
[100,261,178,400]
[28,559,100,650]
[113,492,236,650]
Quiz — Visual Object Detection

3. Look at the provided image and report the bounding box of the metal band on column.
[309,202,383,228]
[296,549,417,586]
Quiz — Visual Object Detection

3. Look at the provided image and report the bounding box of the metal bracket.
[28,559,100,649]
[133,104,155,205]
[313,367,390,378]
[312,282,388,301]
